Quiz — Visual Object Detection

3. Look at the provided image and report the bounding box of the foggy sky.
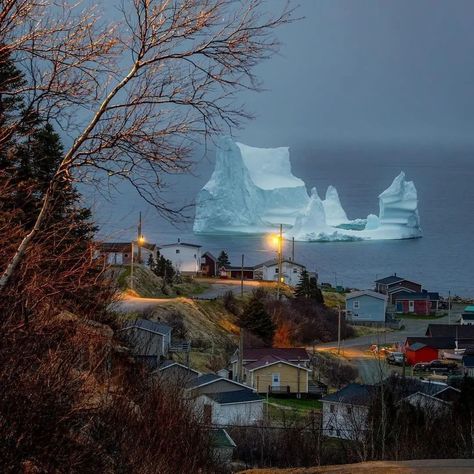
[237,0,474,148]
[91,0,474,237]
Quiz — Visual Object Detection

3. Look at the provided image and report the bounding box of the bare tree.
[0,0,294,290]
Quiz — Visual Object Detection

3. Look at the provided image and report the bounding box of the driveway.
[195,278,263,299]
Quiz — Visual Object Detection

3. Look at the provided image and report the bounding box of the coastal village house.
[97,241,158,265]
[345,290,387,323]
[461,307,474,325]
[243,355,311,395]
[394,292,433,316]
[230,347,310,382]
[186,374,263,426]
[253,258,306,287]
[321,384,374,441]
[322,380,456,440]
[374,274,422,304]
[159,240,202,275]
[404,342,439,365]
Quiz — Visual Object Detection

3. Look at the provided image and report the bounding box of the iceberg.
[193,137,308,233]
[322,185,349,226]
[193,137,422,242]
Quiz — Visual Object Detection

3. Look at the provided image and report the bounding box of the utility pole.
[238,328,244,383]
[240,254,244,298]
[448,290,451,325]
[137,212,142,263]
[130,241,134,291]
[277,223,283,300]
[337,305,342,355]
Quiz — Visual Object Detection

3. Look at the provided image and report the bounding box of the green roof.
[465,306,474,313]
[210,429,236,449]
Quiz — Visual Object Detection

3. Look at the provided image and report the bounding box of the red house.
[405,342,438,365]
[394,292,432,316]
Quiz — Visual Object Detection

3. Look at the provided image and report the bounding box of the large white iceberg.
[193,137,422,242]
[193,137,308,233]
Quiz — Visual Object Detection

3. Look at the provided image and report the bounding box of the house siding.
[247,363,309,394]
[254,262,304,287]
[195,396,263,425]
[321,401,368,441]
[122,327,167,357]
[160,245,201,274]
[346,294,386,322]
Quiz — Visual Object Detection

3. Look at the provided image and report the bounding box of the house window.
[336,429,341,437]
[330,404,335,413]
[275,268,279,274]
[347,406,352,415]
[354,301,360,309]
[293,268,298,273]
[176,249,180,254]
[194,254,196,258]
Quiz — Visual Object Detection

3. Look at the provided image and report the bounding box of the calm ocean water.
[97,144,474,297]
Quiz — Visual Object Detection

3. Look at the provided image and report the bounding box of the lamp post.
[268,225,283,299]
[130,235,145,291]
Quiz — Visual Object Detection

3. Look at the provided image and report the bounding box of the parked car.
[386,352,405,366]
[413,360,458,373]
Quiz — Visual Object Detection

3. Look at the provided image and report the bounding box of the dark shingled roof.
[321,383,376,406]
[426,324,474,338]
[186,373,221,389]
[394,292,430,301]
[407,342,428,352]
[205,389,263,404]
[375,275,405,285]
[122,318,172,335]
[462,314,474,321]
[463,355,474,367]
[405,336,456,350]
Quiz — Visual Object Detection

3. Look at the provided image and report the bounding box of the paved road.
[315,308,463,384]
[195,279,264,299]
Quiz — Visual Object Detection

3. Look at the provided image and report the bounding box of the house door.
[271,373,280,388]
[409,300,415,312]
[203,404,212,424]
[396,302,403,313]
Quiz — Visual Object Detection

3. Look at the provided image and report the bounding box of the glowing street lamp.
[268,224,283,299]
[130,235,146,291]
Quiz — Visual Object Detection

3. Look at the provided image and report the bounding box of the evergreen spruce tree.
[309,276,324,304]
[217,250,230,269]
[239,291,275,346]
[294,269,311,299]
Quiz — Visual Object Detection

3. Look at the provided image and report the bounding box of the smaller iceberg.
[286,172,422,241]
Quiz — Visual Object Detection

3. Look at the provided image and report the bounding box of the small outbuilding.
[405,342,438,365]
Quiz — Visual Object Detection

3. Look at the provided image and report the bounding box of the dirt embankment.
[238,459,474,474]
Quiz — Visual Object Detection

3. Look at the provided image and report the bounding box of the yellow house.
[244,356,311,395]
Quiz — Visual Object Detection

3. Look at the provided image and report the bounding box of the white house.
[195,389,264,426]
[321,383,373,441]
[159,240,202,275]
[253,258,305,287]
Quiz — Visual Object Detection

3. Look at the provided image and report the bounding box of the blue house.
[346,290,388,323]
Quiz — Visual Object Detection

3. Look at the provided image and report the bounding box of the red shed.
[405,342,438,365]
[395,292,432,316]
